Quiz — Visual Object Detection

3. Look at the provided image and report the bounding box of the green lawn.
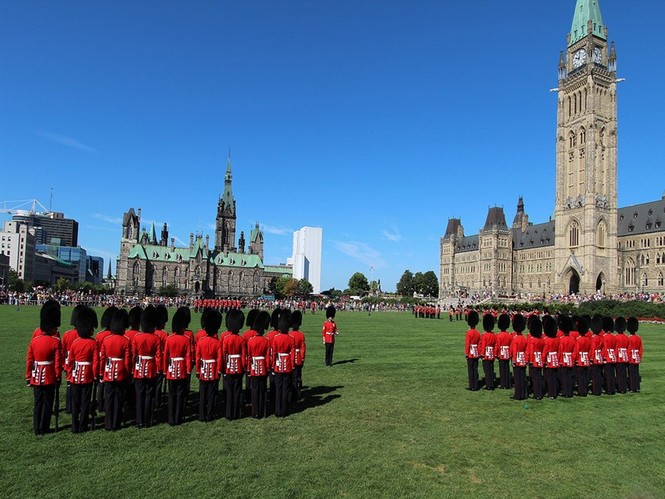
[2,306,664,498]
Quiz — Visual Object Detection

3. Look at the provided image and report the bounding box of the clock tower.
[554,0,619,295]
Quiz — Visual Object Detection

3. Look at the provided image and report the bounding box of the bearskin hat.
[100,306,118,330]
[291,310,303,330]
[226,308,245,333]
[156,304,168,328]
[252,311,271,334]
[200,307,212,329]
[205,310,222,335]
[270,308,281,330]
[528,316,542,338]
[512,313,526,334]
[614,316,627,334]
[40,300,61,331]
[141,305,159,333]
[559,315,573,335]
[590,315,603,335]
[542,315,558,338]
[626,317,639,334]
[128,306,143,330]
[76,306,98,338]
[482,313,495,333]
[467,310,479,328]
[326,305,336,319]
[70,304,87,327]
[246,309,259,328]
[497,313,510,332]
[576,316,589,336]
[278,309,292,334]
[172,307,190,333]
[602,316,614,334]
[110,309,129,335]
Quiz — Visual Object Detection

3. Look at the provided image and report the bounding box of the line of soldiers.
[25,300,319,435]
[464,311,643,400]
[413,305,440,319]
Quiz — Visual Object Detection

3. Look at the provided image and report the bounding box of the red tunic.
[26,335,63,385]
[132,332,162,379]
[322,320,337,344]
[271,333,295,374]
[196,335,221,381]
[31,327,61,339]
[289,330,307,366]
[601,333,617,364]
[615,333,630,363]
[628,334,643,364]
[590,335,604,365]
[163,334,192,380]
[510,333,528,367]
[124,329,139,343]
[542,337,560,368]
[195,328,208,344]
[465,328,481,359]
[573,336,592,367]
[100,334,133,382]
[558,336,576,367]
[496,331,513,360]
[68,337,99,384]
[479,332,497,360]
[61,328,79,380]
[247,336,271,376]
[526,336,544,368]
[221,333,247,375]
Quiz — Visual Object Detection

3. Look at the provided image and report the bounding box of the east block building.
[116,159,291,297]
[440,0,665,299]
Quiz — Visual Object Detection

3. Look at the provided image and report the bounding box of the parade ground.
[3,306,665,498]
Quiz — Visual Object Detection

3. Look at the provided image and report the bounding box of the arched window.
[162,267,168,288]
[658,272,664,287]
[642,273,648,287]
[184,268,189,290]
[625,258,636,286]
[569,221,580,247]
[132,261,141,286]
[580,127,586,144]
[174,267,180,286]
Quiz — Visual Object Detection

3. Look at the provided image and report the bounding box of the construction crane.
[0,199,50,217]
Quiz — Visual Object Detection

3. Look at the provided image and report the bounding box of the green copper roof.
[221,156,235,209]
[264,265,292,276]
[127,243,268,270]
[149,222,158,244]
[250,223,262,243]
[569,0,606,47]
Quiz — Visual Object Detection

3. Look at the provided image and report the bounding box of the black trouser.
[65,382,72,414]
[529,366,543,399]
[482,360,495,389]
[560,367,573,397]
[167,379,187,425]
[71,383,93,433]
[498,359,511,389]
[576,366,589,396]
[292,365,303,399]
[325,343,335,366]
[104,381,125,430]
[591,364,604,395]
[512,365,527,400]
[616,363,628,393]
[198,379,218,422]
[135,378,156,427]
[545,367,558,398]
[466,357,479,391]
[628,364,640,392]
[224,374,243,420]
[97,381,105,413]
[33,384,56,435]
[250,376,267,418]
[274,372,292,417]
[604,363,616,394]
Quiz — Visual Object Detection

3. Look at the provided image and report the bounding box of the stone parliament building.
[440,0,665,299]
[116,160,291,297]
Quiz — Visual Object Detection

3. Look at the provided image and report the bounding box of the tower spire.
[569,0,606,47]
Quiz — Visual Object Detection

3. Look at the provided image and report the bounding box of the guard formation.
[464,310,643,400]
[25,301,317,435]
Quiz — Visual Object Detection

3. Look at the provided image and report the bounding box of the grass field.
[2,305,664,498]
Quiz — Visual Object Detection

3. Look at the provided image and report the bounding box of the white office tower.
[290,226,322,293]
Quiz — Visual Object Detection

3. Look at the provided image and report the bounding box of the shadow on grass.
[290,385,343,414]
[332,358,359,366]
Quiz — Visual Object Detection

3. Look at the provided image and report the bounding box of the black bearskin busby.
[542,315,558,338]
[576,316,589,336]
[270,308,281,330]
[467,310,479,328]
[512,314,526,334]
[70,304,87,327]
[141,305,159,333]
[205,310,222,336]
[326,305,336,320]
[590,315,603,335]
[100,306,118,330]
[172,307,190,333]
[559,315,573,335]
[226,308,245,334]
[291,310,303,330]
[602,316,614,334]
[252,311,271,334]
[128,306,143,330]
[626,317,639,334]
[110,309,129,335]
[40,300,61,332]
[482,313,495,333]
[497,313,510,332]
[76,306,98,338]
[614,316,627,334]
[156,304,168,328]
[246,309,259,329]
[278,309,292,334]
[528,316,542,338]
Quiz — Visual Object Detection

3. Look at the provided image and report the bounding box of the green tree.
[419,271,439,297]
[158,284,179,297]
[55,277,70,293]
[7,270,25,292]
[348,272,369,295]
[283,278,299,297]
[396,270,414,296]
[272,275,291,298]
[297,279,314,295]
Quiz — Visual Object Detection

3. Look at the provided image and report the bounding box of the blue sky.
[1,0,664,292]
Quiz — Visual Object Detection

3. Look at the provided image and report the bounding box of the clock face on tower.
[573,48,587,68]
[593,47,602,64]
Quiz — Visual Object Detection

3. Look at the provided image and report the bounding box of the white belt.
[229,354,240,359]
[252,356,265,361]
[278,353,289,358]
[171,357,184,361]
[139,355,154,360]
[75,361,91,366]
[109,357,123,361]
[35,361,53,366]
[201,359,216,364]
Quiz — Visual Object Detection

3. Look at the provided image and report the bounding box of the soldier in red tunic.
[573,316,591,396]
[542,315,560,399]
[100,309,132,431]
[247,311,271,418]
[154,305,170,408]
[289,310,307,400]
[479,314,496,390]
[558,316,576,398]
[496,314,513,389]
[526,316,544,400]
[589,315,605,396]
[242,309,259,405]
[68,307,100,432]
[196,309,222,422]
[26,302,63,435]
[272,309,295,417]
[322,306,338,367]
[464,310,481,391]
[627,317,642,393]
[221,309,247,420]
[132,305,162,428]
[510,314,528,400]
[61,304,87,414]
[163,307,192,425]
[601,316,617,395]
[614,316,630,394]
[95,306,118,418]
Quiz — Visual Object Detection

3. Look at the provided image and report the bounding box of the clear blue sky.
[1,1,664,292]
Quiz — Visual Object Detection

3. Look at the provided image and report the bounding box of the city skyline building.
[288,226,323,294]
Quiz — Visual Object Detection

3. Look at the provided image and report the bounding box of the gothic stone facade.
[439,1,665,299]
[116,161,291,297]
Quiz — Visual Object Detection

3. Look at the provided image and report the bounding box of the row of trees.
[396,270,438,297]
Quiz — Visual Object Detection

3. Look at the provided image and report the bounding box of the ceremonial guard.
[496,314,512,389]
[509,314,528,400]
[30,299,61,339]
[464,310,481,391]
[627,317,642,393]
[589,315,605,396]
[95,306,118,416]
[132,305,162,428]
[124,306,142,343]
[272,309,295,417]
[67,306,99,433]
[614,317,630,394]
[100,309,132,431]
[163,307,192,426]
[61,304,87,414]
[221,309,247,420]
[557,316,576,398]
[572,316,591,396]
[322,306,338,367]
[195,309,222,422]
[242,309,259,404]
[542,316,560,399]
[289,310,307,399]
[479,314,496,390]
[154,305,169,407]
[195,308,214,344]
[247,311,271,418]
[26,302,63,435]
[266,309,281,404]
[601,316,617,395]
[526,316,544,400]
